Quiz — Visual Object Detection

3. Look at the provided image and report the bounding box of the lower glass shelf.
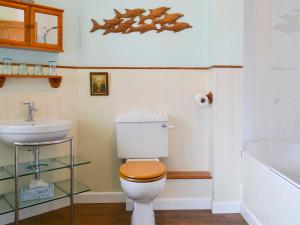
[0,166,13,181]
[0,179,90,215]
[0,156,90,181]
[0,195,13,215]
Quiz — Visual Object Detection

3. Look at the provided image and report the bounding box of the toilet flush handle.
[162,123,174,129]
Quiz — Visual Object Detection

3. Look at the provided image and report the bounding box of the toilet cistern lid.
[119,161,167,182]
[115,110,168,123]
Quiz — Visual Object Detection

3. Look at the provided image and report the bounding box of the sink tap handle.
[23,102,34,107]
[23,102,38,110]
[23,102,38,122]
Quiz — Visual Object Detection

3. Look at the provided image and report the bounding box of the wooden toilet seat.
[119,161,167,183]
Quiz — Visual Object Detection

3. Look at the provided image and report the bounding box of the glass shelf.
[0,179,90,215]
[0,156,90,181]
[55,156,91,167]
[55,179,91,196]
[0,195,13,215]
[0,167,13,181]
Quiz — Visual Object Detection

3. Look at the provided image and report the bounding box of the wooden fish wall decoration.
[90,7,192,35]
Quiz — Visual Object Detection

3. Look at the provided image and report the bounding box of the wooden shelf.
[167,171,212,179]
[0,75,62,88]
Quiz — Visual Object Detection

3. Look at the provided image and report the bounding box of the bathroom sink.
[0,119,72,145]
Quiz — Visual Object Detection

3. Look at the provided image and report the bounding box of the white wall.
[0,67,78,195]
[0,0,244,213]
[243,0,273,142]
[244,0,300,142]
[210,68,243,212]
[76,69,210,192]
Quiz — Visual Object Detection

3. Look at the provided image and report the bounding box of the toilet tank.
[115,110,169,159]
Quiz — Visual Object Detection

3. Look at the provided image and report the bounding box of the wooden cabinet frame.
[0,1,30,46]
[0,0,63,52]
[30,7,63,51]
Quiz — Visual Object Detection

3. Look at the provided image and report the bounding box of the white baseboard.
[212,201,240,214]
[0,198,69,225]
[240,203,262,225]
[126,198,212,211]
[76,192,212,211]
[155,198,211,210]
[75,192,126,203]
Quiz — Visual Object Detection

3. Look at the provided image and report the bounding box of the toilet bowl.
[119,160,167,225]
[115,110,171,225]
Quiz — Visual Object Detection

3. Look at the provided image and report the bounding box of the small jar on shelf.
[2,58,13,75]
[18,64,29,75]
[48,61,57,76]
[34,64,43,76]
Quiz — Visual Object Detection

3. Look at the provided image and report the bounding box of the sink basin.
[0,119,72,145]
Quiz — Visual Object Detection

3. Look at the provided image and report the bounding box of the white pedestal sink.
[0,119,72,145]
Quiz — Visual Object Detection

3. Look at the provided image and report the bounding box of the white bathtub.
[242,141,300,225]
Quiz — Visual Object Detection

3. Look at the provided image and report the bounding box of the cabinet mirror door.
[30,7,63,51]
[0,1,29,46]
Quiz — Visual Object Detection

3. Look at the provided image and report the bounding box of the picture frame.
[90,72,109,96]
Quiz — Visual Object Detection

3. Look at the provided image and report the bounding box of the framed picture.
[90,72,109,96]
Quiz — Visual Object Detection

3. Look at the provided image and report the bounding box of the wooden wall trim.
[60,65,243,70]
[1,63,243,70]
[167,171,212,179]
[59,66,210,70]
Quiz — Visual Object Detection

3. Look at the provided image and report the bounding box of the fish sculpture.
[90,18,123,32]
[139,7,170,24]
[154,13,184,25]
[126,24,157,34]
[113,18,136,33]
[114,8,145,18]
[90,7,192,35]
[157,22,192,33]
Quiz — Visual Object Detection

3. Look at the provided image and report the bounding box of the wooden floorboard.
[12,203,248,225]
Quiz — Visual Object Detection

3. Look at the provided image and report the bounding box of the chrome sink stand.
[13,137,75,225]
[27,147,48,179]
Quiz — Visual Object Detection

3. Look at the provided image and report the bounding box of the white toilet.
[115,110,170,225]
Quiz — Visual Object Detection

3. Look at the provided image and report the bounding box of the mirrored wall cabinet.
[0,0,63,52]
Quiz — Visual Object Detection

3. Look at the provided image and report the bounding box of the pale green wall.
[76,0,210,67]
[0,0,243,66]
[209,0,244,65]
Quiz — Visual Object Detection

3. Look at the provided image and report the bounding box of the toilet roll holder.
[200,92,213,104]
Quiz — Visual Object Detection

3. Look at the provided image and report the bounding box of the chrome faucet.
[23,102,38,122]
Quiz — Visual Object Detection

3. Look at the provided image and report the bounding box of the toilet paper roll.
[194,93,209,108]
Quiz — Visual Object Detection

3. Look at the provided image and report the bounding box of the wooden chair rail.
[167,171,212,179]
[0,63,243,70]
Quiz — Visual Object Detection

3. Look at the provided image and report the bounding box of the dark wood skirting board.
[167,171,212,179]
[1,63,243,70]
